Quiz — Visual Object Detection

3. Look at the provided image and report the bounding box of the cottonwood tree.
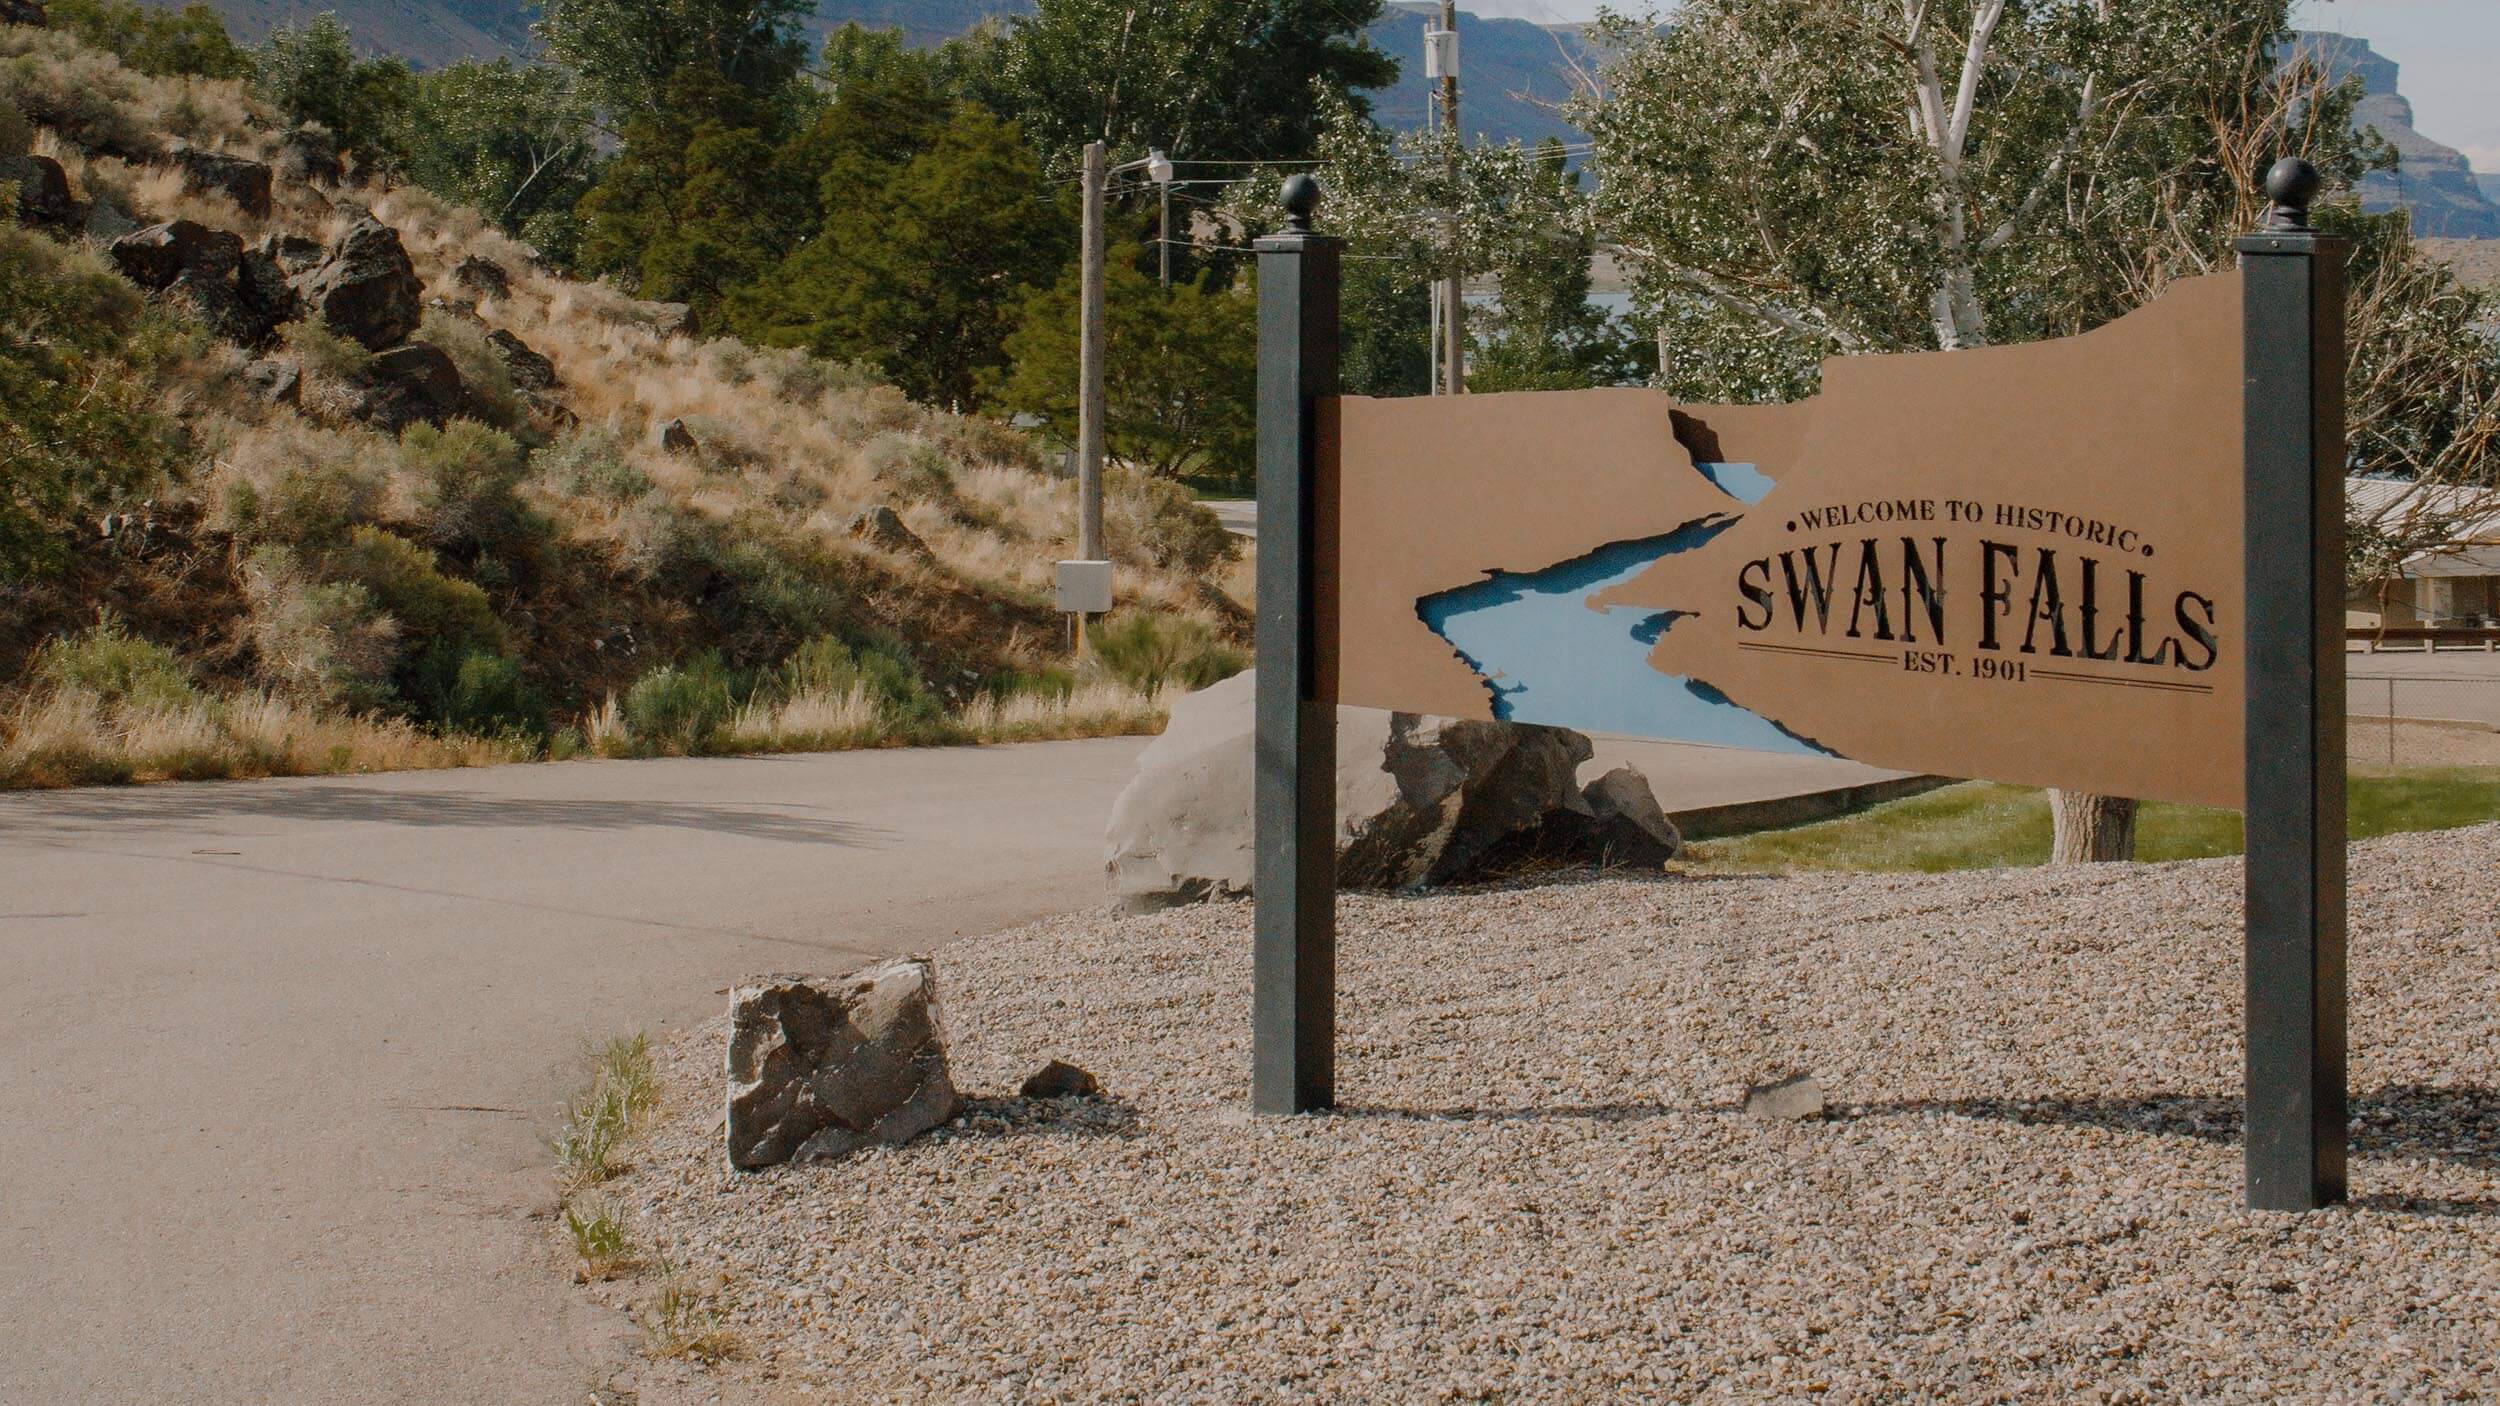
[1578,0,2412,863]
[1302,102,1645,394]
[536,0,811,132]
[992,0,1398,167]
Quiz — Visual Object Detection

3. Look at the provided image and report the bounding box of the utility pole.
[1077,140,1108,649]
[1428,4,1465,394]
[1160,177,1174,289]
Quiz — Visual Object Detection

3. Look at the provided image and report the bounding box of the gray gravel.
[596,827,2500,1403]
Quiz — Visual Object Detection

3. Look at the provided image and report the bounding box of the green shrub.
[1106,468,1234,575]
[1085,613,1244,694]
[534,429,652,503]
[214,424,389,552]
[33,617,197,709]
[398,420,544,562]
[331,527,517,727]
[429,648,543,737]
[46,0,252,80]
[775,635,941,726]
[860,432,957,501]
[623,656,735,749]
[0,223,177,579]
[239,545,401,709]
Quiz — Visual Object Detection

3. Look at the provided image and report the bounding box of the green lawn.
[1676,768,2500,875]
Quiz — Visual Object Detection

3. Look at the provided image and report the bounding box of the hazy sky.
[1464,0,2500,174]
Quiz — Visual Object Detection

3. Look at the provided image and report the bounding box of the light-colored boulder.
[1104,672,1679,911]
[725,958,963,1170]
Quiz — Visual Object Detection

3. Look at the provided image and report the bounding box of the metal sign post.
[2236,158,2350,1212]
[1251,176,1341,1115]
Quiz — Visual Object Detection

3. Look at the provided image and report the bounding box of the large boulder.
[109,219,290,345]
[351,343,473,431]
[1105,672,1681,911]
[291,216,422,351]
[451,254,511,300]
[5,154,75,230]
[485,327,555,390]
[168,142,272,218]
[271,126,341,186]
[1,1,46,25]
[726,959,963,1170]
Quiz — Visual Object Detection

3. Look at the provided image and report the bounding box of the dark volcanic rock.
[168,143,273,219]
[110,219,228,290]
[0,0,47,25]
[243,359,301,408]
[255,232,324,275]
[847,504,930,557]
[291,217,422,351]
[451,255,511,300]
[656,417,699,454]
[485,328,555,390]
[5,154,75,229]
[1019,1060,1101,1100]
[353,343,473,431]
[272,126,341,186]
[726,960,963,1170]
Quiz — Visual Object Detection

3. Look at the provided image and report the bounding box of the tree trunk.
[2049,790,2139,863]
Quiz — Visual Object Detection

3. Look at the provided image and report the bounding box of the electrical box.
[1055,559,1114,615]
[1423,28,1458,81]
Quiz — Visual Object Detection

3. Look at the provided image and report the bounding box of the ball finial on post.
[1280,174,1323,234]
[2262,158,2322,233]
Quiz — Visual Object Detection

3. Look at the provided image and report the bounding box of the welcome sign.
[1331,271,2246,807]
[1255,166,2350,1212]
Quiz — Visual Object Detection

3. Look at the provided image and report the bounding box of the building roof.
[2349,476,2500,574]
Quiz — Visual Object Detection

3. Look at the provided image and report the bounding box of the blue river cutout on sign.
[1414,463,1828,755]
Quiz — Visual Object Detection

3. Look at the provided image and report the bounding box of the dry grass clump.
[956,680,1172,743]
[0,684,519,788]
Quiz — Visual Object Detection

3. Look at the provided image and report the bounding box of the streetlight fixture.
[1066,144,1178,650]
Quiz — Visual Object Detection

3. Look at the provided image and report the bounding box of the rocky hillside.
[1,13,1242,784]
[2296,31,2500,240]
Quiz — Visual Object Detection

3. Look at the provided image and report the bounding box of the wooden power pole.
[1076,139,1108,648]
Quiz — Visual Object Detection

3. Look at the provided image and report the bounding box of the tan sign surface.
[1333,271,2246,808]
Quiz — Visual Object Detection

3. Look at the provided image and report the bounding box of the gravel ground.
[597,828,2500,1404]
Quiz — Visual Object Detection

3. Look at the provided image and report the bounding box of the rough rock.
[1743,1074,1826,1122]
[82,190,139,241]
[5,154,75,229]
[109,219,228,290]
[634,299,696,338]
[167,142,272,218]
[1558,766,1683,870]
[656,417,699,454]
[109,219,290,345]
[1019,1061,1101,1100]
[291,216,422,351]
[242,358,301,408]
[352,343,472,431]
[486,328,556,390]
[423,294,480,323]
[847,504,929,557]
[255,231,324,275]
[271,125,341,186]
[451,255,511,300]
[726,960,963,1170]
[1105,672,1680,911]
[0,0,46,25]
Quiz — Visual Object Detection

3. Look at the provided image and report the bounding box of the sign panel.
[1332,270,2247,807]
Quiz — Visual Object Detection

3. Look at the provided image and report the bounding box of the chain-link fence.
[2348,672,2500,769]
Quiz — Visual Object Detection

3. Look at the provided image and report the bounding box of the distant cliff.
[2295,31,2500,239]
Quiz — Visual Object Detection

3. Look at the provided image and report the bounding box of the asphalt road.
[0,739,1152,1405]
